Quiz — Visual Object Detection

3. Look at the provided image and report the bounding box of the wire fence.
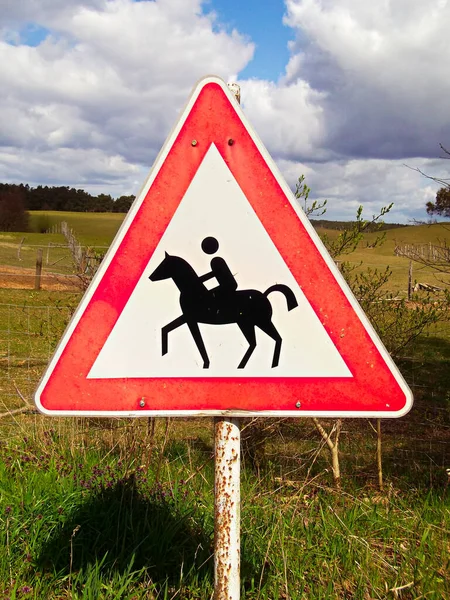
[0,240,107,291]
[0,303,75,407]
[0,302,448,483]
[395,242,450,264]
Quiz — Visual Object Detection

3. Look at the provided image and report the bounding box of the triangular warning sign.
[35,76,413,417]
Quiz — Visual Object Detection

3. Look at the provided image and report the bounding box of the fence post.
[35,249,43,290]
[408,261,413,300]
[17,237,25,261]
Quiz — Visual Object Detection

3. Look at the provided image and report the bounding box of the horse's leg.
[186,320,210,368]
[237,321,257,369]
[257,319,282,368]
[162,315,186,355]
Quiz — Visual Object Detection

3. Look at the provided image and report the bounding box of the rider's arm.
[199,271,215,283]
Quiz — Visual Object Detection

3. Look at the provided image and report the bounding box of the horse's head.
[149,251,199,291]
[149,251,172,281]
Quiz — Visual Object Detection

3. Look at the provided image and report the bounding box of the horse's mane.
[167,254,207,290]
[170,254,199,276]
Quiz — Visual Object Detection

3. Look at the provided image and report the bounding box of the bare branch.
[404,163,450,189]
[334,419,342,447]
[0,406,35,419]
[312,417,335,452]
[13,382,32,407]
[439,143,450,158]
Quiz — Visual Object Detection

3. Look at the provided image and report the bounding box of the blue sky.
[204,0,293,80]
[19,24,50,46]
[1,0,449,222]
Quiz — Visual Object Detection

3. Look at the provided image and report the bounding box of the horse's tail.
[264,284,298,311]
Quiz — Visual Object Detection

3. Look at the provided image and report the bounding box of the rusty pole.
[214,417,241,600]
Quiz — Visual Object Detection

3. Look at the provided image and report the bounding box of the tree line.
[310,218,407,231]
[0,183,135,231]
[1,170,449,234]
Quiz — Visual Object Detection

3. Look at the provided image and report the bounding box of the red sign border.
[35,76,413,417]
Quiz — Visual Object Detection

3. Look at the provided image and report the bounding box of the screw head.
[191,139,198,146]
[295,401,301,408]
[139,399,145,408]
[228,138,234,146]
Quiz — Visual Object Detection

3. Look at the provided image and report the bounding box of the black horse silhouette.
[149,252,298,369]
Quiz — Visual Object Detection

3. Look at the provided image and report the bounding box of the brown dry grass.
[0,265,81,291]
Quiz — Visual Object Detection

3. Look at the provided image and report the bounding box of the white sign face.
[89,144,352,380]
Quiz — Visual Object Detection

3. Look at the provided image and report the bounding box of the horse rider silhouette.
[149,237,298,369]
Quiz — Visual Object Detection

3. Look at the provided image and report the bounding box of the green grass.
[0,215,448,298]
[0,211,127,278]
[0,232,73,274]
[351,224,450,293]
[28,211,125,247]
[314,223,450,294]
[0,417,448,599]
[0,287,448,597]
[0,213,126,278]
[0,289,81,306]
[0,290,81,407]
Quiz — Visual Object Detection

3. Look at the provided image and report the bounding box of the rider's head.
[201,236,219,255]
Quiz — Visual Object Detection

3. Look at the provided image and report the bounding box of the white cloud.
[234,0,450,221]
[239,78,326,161]
[0,0,103,25]
[277,155,442,222]
[0,0,254,193]
[283,0,450,159]
[0,0,449,221]
[0,145,141,193]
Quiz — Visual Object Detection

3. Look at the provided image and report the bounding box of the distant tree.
[28,185,49,210]
[427,186,450,218]
[408,143,450,220]
[113,195,135,213]
[69,188,92,212]
[0,185,28,231]
[92,194,114,212]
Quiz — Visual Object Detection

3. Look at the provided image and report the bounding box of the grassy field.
[0,213,447,297]
[315,222,450,293]
[0,412,448,599]
[0,213,449,598]
[0,289,81,407]
[28,211,125,247]
[0,299,448,597]
[0,232,71,273]
[0,212,126,287]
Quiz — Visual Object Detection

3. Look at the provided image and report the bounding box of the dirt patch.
[0,265,83,291]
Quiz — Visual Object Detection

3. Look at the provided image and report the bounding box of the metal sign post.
[214,417,241,600]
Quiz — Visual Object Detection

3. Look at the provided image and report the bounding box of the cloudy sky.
[1,0,449,221]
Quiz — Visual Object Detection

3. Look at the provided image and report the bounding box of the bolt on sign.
[34,76,413,418]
